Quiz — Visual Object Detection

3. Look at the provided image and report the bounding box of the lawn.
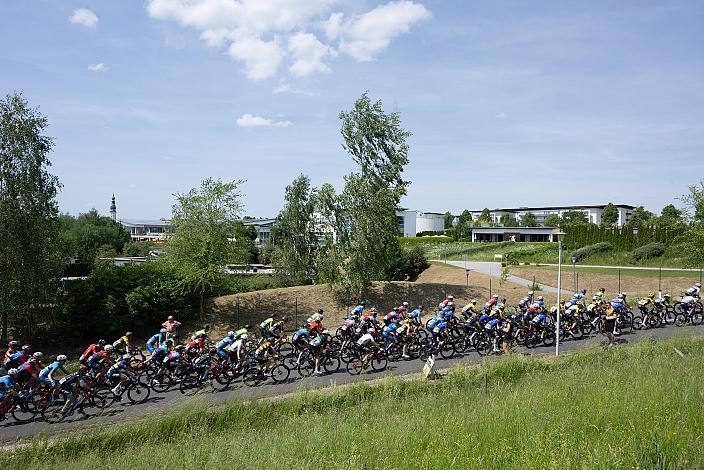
[5,336,704,469]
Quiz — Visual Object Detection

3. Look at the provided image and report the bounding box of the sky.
[1,0,703,219]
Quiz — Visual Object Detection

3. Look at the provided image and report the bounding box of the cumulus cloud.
[145,0,431,80]
[340,1,431,61]
[236,113,292,128]
[87,63,108,72]
[69,8,98,28]
[273,82,315,96]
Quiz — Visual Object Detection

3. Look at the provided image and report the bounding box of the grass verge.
[4,337,704,469]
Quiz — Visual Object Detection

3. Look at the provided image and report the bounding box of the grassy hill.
[5,336,704,469]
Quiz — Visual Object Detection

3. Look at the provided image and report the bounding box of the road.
[2,323,703,444]
[432,260,574,296]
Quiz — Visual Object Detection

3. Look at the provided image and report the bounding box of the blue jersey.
[409,309,422,319]
[216,337,234,350]
[532,313,547,325]
[383,323,399,334]
[39,361,66,378]
[292,329,310,341]
[0,375,17,390]
[147,333,165,348]
[485,318,500,330]
[432,321,448,334]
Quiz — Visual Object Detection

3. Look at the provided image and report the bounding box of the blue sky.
[1,0,703,219]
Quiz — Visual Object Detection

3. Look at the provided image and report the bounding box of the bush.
[398,236,454,246]
[570,242,614,262]
[416,230,448,237]
[388,245,430,281]
[632,242,665,261]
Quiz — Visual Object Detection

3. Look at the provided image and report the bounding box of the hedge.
[570,242,614,262]
[632,242,665,261]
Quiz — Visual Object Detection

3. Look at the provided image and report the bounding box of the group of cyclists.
[0,282,701,425]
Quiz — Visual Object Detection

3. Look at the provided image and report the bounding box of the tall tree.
[629,206,655,226]
[273,174,318,285]
[522,212,539,227]
[601,203,619,226]
[456,209,472,241]
[443,211,454,229]
[660,204,682,221]
[680,179,704,223]
[333,92,412,295]
[478,208,491,222]
[166,178,244,319]
[0,93,62,341]
[561,210,589,225]
[58,209,131,265]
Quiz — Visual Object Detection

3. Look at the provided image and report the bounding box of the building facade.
[471,226,558,243]
[119,219,174,242]
[469,204,634,227]
[396,210,446,237]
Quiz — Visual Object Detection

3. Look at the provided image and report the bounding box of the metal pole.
[658,267,662,295]
[576,272,579,292]
[572,259,577,293]
[295,297,298,327]
[236,302,240,328]
[489,279,492,298]
[618,269,621,293]
[556,240,562,356]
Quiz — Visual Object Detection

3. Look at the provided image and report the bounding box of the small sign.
[422,355,436,379]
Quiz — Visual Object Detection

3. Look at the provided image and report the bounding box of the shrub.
[632,242,665,261]
[398,236,454,247]
[570,242,614,262]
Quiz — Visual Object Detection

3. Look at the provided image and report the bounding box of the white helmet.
[8,368,18,376]
[228,331,235,338]
[160,328,167,333]
[696,283,702,288]
[104,344,114,351]
[240,334,248,340]
[57,354,68,361]
[33,352,43,358]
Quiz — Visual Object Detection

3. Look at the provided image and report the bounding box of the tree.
[456,210,472,241]
[680,179,704,223]
[272,174,318,285]
[629,206,655,226]
[602,203,619,227]
[478,208,491,222]
[166,178,245,319]
[331,93,412,295]
[58,209,131,265]
[523,212,540,227]
[443,211,454,229]
[661,204,682,221]
[561,210,588,225]
[499,214,518,227]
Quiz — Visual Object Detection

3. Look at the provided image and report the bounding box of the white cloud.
[145,0,431,80]
[273,82,315,96]
[69,8,98,28]
[87,63,108,72]
[340,1,431,61]
[288,32,335,77]
[228,37,284,80]
[236,113,292,128]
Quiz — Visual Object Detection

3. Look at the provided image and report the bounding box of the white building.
[119,219,174,242]
[397,210,446,237]
[469,204,635,227]
[471,226,559,243]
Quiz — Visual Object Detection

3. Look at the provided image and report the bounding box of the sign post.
[422,355,437,379]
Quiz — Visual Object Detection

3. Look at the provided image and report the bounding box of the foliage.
[560,210,588,225]
[455,209,472,240]
[0,93,63,342]
[679,179,704,223]
[601,202,619,226]
[628,205,655,226]
[520,212,537,227]
[386,245,430,281]
[122,241,154,257]
[166,178,245,319]
[499,214,518,227]
[676,223,704,267]
[478,208,491,222]
[8,337,704,469]
[570,242,614,262]
[272,174,318,285]
[543,213,560,227]
[564,222,680,251]
[443,211,454,229]
[58,209,131,265]
[631,242,665,261]
[398,236,454,246]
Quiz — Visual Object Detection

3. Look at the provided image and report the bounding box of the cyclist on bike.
[484,317,501,353]
[383,309,400,325]
[518,291,535,311]
[16,355,42,386]
[692,282,701,298]
[382,320,399,346]
[408,305,425,325]
[307,332,327,375]
[5,344,31,369]
[356,330,378,364]
[39,354,68,390]
[292,328,311,365]
[113,332,134,355]
[461,300,478,319]
[2,340,20,366]
[161,346,183,376]
[146,329,168,353]
[233,324,251,340]
[79,340,105,367]
[106,356,134,399]
[150,339,173,366]
[308,309,324,323]
[268,317,288,339]
[226,333,249,364]
[186,335,208,356]
[483,295,499,313]
[191,325,210,341]
[215,331,236,359]
[350,301,367,319]
[0,369,19,409]
[534,296,545,310]
[57,369,91,414]
[85,344,114,380]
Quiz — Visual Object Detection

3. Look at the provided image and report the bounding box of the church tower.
[110,194,117,222]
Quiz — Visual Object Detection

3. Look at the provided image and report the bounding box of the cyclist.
[226,333,249,365]
[259,317,275,337]
[233,324,251,340]
[16,355,42,386]
[3,341,20,366]
[483,295,499,312]
[307,332,327,375]
[161,346,183,376]
[79,340,105,367]
[383,309,400,325]
[113,332,134,355]
[150,339,172,366]
[381,320,399,346]
[6,344,31,369]
[56,369,92,414]
[186,335,208,357]
[484,316,501,353]
[268,316,288,339]
[408,305,425,325]
[308,309,324,323]
[85,344,114,380]
[518,291,535,311]
[191,325,210,341]
[350,301,367,319]
[356,330,379,364]
[291,327,311,365]
[39,354,68,390]
[106,357,134,399]
[146,329,168,353]
[216,331,236,359]
[692,282,701,298]
[0,369,19,409]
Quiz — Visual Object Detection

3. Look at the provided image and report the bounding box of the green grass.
[514,264,704,279]
[5,336,704,469]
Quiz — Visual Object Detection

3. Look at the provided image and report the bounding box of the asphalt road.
[2,323,703,444]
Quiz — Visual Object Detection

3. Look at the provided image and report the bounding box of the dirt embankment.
[203,264,530,339]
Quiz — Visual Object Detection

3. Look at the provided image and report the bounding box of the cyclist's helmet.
[528,291,534,296]
[167,315,174,321]
[126,332,133,337]
[22,344,30,351]
[418,305,425,310]
[244,324,252,330]
[33,351,43,359]
[621,293,627,298]
[175,345,186,351]
[160,328,167,334]
[57,354,68,361]
[402,301,409,307]
[7,368,18,376]
[281,316,288,322]
[104,344,114,351]
[9,340,19,348]
[599,287,606,292]
[164,339,175,347]
[581,289,587,294]
[98,339,106,346]
[492,294,499,299]
[696,283,702,288]
[227,331,235,338]
[317,308,324,314]
[448,295,454,300]
[204,324,211,331]
[240,334,248,340]
[359,301,367,306]
[537,296,544,301]
[648,291,655,298]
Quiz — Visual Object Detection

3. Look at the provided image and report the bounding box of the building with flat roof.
[397,210,446,237]
[242,218,276,246]
[471,226,559,243]
[119,219,174,242]
[469,204,635,227]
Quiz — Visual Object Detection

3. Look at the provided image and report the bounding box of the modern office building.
[468,204,635,227]
[396,210,446,237]
[471,226,559,243]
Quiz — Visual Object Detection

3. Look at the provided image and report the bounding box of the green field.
[513,264,704,280]
[5,336,704,469]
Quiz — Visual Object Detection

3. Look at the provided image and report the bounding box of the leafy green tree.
[443,211,454,229]
[628,206,654,226]
[660,204,682,221]
[232,221,258,264]
[680,179,704,223]
[122,241,154,257]
[166,178,245,319]
[478,208,491,222]
[561,210,588,225]
[601,203,619,226]
[58,209,131,265]
[456,209,472,241]
[272,174,318,285]
[544,214,562,227]
[523,212,540,227]
[0,93,63,341]
[499,214,518,227]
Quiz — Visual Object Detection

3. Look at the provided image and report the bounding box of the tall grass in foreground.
[4,337,704,469]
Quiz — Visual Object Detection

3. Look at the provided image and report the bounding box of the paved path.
[432,260,573,296]
[3,322,703,444]
[532,263,703,273]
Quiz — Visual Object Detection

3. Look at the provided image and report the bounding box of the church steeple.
[110,194,117,222]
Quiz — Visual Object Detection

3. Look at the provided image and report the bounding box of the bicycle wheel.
[11,399,37,423]
[243,369,264,387]
[371,354,388,372]
[211,366,233,391]
[277,341,294,356]
[385,344,402,362]
[346,359,364,375]
[632,316,643,330]
[179,375,202,396]
[663,311,675,326]
[570,324,584,339]
[127,382,152,403]
[322,355,341,374]
[475,339,491,356]
[439,341,455,359]
[297,353,316,377]
[41,400,67,424]
[83,394,106,416]
[271,364,291,383]
[692,312,704,326]
[149,373,172,393]
[542,331,556,347]
[649,315,662,329]
[675,313,687,327]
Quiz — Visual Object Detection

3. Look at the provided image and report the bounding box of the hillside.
[6,336,703,469]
